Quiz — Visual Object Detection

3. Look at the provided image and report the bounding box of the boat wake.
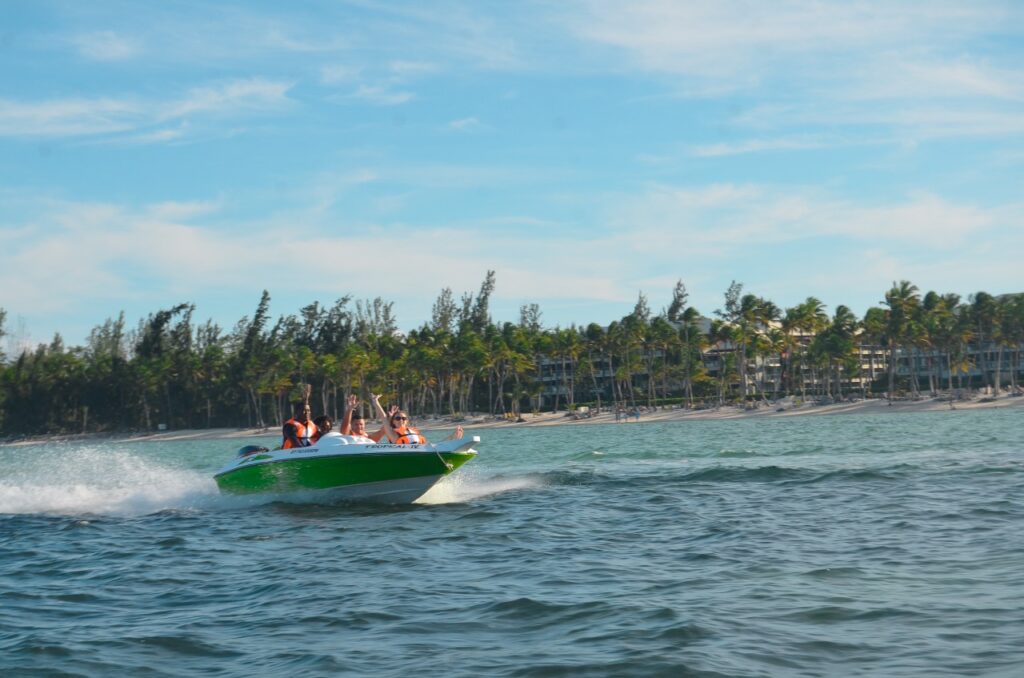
[0,446,220,517]
[1,436,506,515]
[417,471,541,504]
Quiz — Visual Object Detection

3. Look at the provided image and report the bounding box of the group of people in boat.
[281,394,463,449]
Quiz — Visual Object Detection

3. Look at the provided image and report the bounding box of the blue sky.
[2,1,1023,348]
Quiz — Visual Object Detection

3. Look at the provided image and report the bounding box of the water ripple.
[1,410,1023,676]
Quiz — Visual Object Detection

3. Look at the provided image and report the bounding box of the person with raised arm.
[371,394,464,444]
[341,394,386,443]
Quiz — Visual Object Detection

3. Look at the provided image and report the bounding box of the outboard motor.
[237,444,269,457]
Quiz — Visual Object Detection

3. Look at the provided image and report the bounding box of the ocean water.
[2,410,1023,677]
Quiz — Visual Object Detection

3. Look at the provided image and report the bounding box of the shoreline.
[3,393,1021,447]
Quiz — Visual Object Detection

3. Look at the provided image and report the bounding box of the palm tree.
[780,307,802,396]
[582,323,607,412]
[883,280,920,402]
[904,309,927,399]
[783,297,828,399]
[715,283,780,403]
[550,327,582,412]
[859,307,888,394]
[762,327,786,399]
[706,320,735,405]
[969,292,1001,395]
[605,321,631,409]
[501,322,536,417]
[825,305,858,398]
[649,316,679,406]
[1002,294,1024,394]
[920,292,965,395]
[991,295,1015,396]
[677,307,704,407]
[753,300,781,400]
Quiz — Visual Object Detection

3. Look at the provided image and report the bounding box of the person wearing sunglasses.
[371,394,426,444]
[371,394,464,444]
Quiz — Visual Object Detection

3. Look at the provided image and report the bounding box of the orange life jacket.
[282,419,318,448]
[394,426,426,445]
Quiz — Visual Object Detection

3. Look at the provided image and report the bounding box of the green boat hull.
[215,450,475,496]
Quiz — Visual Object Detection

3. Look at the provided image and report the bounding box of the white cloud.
[116,127,188,145]
[844,58,1024,102]
[389,60,438,76]
[691,136,832,157]
[0,200,252,315]
[71,30,141,61]
[3,237,126,313]
[0,78,293,140]
[449,117,482,131]
[321,64,361,84]
[3,180,1021,344]
[351,4,524,70]
[305,169,380,214]
[352,84,415,105]
[732,102,1024,143]
[566,0,1024,145]
[163,78,293,119]
[586,182,1023,316]
[261,26,349,54]
[569,1,1009,78]
[832,194,993,243]
[321,58,430,107]
[0,97,140,137]
[145,200,222,221]
[0,192,631,333]
[55,6,353,66]
[605,184,1000,264]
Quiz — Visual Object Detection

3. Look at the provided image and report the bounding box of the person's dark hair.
[351,412,365,421]
[313,415,332,430]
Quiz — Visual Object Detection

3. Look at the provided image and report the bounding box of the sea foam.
[0,445,220,517]
[417,470,541,504]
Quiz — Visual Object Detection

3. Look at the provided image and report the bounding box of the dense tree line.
[1,275,1022,436]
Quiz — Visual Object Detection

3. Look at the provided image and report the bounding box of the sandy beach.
[460,392,1024,429]
[6,392,1021,447]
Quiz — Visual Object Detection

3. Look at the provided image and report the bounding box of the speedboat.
[214,433,479,503]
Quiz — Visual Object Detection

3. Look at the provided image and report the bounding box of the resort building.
[531,317,1022,410]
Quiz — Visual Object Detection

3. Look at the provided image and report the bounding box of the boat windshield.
[236,445,269,457]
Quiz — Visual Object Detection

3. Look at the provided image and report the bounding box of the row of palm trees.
[699,281,1023,403]
[871,284,1023,399]
[1,278,1022,435]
